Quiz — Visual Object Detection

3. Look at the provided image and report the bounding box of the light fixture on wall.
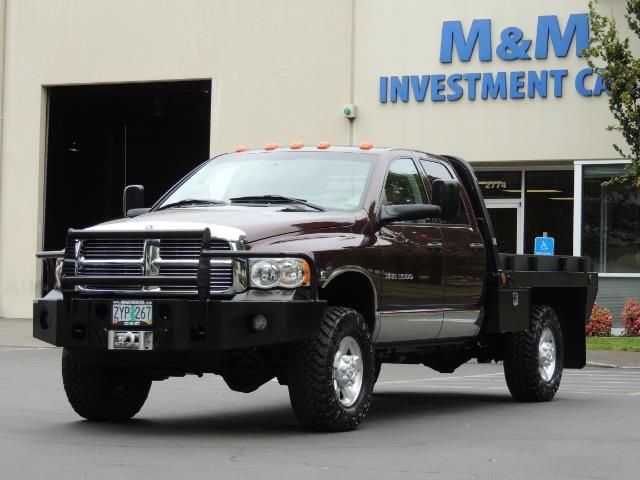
[343,104,357,119]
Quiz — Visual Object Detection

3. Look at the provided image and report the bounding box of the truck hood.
[85,205,357,243]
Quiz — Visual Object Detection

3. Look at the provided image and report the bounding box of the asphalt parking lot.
[2,347,639,480]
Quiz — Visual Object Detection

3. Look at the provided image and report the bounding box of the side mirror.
[432,179,460,221]
[123,185,145,217]
[126,208,150,218]
[381,204,442,223]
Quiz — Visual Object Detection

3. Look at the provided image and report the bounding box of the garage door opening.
[43,80,212,250]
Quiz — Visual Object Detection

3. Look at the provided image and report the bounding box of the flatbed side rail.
[498,253,595,274]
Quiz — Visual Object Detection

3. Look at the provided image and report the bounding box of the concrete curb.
[586,361,618,369]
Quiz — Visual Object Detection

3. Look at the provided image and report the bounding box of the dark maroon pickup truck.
[34,145,597,431]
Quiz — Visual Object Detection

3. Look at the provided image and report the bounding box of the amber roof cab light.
[265,143,278,151]
[290,141,304,150]
[234,145,249,153]
[359,142,373,150]
[316,141,330,149]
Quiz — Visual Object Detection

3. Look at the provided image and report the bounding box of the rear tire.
[287,307,375,431]
[503,305,563,402]
[62,349,151,421]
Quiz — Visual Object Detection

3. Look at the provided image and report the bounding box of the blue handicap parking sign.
[534,237,555,256]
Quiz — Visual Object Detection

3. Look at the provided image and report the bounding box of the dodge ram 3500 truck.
[34,145,598,431]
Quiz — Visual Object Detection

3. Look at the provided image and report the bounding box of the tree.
[584,0,640,186]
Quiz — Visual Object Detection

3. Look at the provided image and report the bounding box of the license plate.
[112,300,153,326]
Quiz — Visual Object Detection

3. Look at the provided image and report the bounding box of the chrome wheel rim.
[333,336,363,407]
[538,327,557,382]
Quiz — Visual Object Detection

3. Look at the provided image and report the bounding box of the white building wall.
[0,0,636,317]
[0,0,353,318]
[353,0,630,162]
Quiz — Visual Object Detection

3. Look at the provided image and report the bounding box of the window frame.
[416,156,473,227]
[474,165,574,256]
[378,156,436,226]
[574,159,640,278]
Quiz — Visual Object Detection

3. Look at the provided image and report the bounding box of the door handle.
[426,242,444,252]
[469,242,485,253]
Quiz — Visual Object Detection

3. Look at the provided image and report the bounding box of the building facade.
[0,0,637,321]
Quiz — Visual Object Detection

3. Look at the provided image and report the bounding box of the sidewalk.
[2,317,640,367]
[0,318,49,348]
[585,350,640,369]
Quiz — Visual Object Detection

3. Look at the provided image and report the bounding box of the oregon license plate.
[112,300,153,326]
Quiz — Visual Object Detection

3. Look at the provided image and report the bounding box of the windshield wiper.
[229,195,325,212]
[156,199,226,211]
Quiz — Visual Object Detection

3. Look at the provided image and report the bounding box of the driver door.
[376,157,444,343]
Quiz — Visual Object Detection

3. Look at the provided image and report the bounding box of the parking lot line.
[377,372,503,385]
[375,367,640,397]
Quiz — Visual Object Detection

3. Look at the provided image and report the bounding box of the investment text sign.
[379,14,605,103]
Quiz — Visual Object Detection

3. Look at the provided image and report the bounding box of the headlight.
[249,258,311,289]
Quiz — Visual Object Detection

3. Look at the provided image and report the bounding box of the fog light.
[250,314,268,332]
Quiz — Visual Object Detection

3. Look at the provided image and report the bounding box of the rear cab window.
[418,158,472,226]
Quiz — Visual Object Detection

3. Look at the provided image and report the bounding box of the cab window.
[420,159,470,225]
[383,158,428,206]
[382,158,429,224]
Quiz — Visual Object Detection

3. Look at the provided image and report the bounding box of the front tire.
[62,349,152,421]
[287,307,375,431]
[503,305,563,402]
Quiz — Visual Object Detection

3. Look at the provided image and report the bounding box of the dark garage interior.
[43,80,212,250]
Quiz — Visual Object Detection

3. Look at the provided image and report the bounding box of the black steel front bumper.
[36,232,326,353]
[33,290,326,352]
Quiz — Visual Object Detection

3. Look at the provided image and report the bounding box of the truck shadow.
[56,390,520,437]
[368,390,515,424]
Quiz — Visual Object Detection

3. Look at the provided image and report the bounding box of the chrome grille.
[67,235,237,295]
[159,239,202,259]
[210,262,233,293]
[210,239,232,250]
[79,264,143,276]
[159,265,199,276]
[80,239,144,259]
[159,265,199,291]
[159,238,231,259]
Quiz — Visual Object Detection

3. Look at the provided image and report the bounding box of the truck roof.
[226,144,441,157]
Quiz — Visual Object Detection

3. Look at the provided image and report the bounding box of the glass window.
[420,159,454,183]
[583,164,640,273]
[383,158,427,206]
[524,170,574,256]
[475,171,522,199]
[158,151,374,211]
[488,208,518,254]
[420,159,470,225]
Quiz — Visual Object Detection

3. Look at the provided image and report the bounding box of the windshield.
[157,151,376,211]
